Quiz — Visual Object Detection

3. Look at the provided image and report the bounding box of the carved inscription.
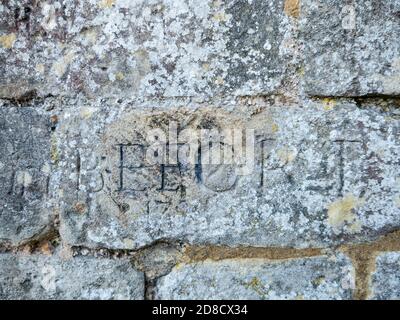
[58,106,400,249]
[103,133,367,196]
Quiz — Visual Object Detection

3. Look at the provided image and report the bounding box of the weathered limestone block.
[155,254,355,299]
[56,101,400,249]
[0,107,53,245]
[0,0,298,99]
[370,252,400,300]
[0,253,144,299]
[301,0,400,96]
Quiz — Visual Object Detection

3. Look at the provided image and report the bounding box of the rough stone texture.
[0,107,53,245]
[57,101,400,249]
[301,0,400,96]
[0,0,298,99]
[0,0,399,300]
[0,253,144,299]
[370,252,400,300]
[155,254,355,299]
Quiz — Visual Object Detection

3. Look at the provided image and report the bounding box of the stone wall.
[0,0,399,300]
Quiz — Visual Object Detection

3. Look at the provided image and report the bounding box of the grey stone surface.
[301,0,400,96]
[155,254,355,299]
[56,101,400,249]
[0,0,298,99]
[0,253,144,299]
[1,0,400,301]
[0,107,53,245]
[370,252,400,300]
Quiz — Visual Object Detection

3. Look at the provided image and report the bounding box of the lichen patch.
[323,98,337,111]
[0,33,16,49]
[99,0,115,9]
[327,195,364,234]
[277,147,297,164]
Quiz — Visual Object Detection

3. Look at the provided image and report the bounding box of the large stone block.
[301,0,400,96]
[370,252,400,300]
[0,253,144,300]
[155,254,355,299]
[56,101,400,249]
[0,107,53,245]
[0,0,297,99]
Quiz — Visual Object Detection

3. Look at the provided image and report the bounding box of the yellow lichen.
[36,64,45,74]
[327,195,364,233]
[50,135,59,164]
[284,0,300,18]
[323,98,337,111]
[123,238,135,249]
[246,277,268,298]
[0,33,16,49]
[277,147,296,164]
[215,76,224,85]
[99,0,115,8]
[52,52,75,78]
[271,123,279,133]
[349,220,362,233]
[174,263,184,270]
[212,11,228,22]
[248,277,261,288]
[312,276,326,286]
[115,72,125,81]
[80,107,96,119]
[202,63,210,71]
[82,28,98,44]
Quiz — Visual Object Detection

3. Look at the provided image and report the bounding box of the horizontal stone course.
[2,1,399,99]
[0,0,297,99]
[56,101,400,249]
[155,254,355,299]
[0,253,144,300]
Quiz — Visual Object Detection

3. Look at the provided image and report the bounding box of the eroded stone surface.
[155,254,355,299]
[0,253,144,299]
[301,0,400,96]
[0,108,53,245]
[370,252,400,300]
[56,101,400,249]
[0,0,298,99]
